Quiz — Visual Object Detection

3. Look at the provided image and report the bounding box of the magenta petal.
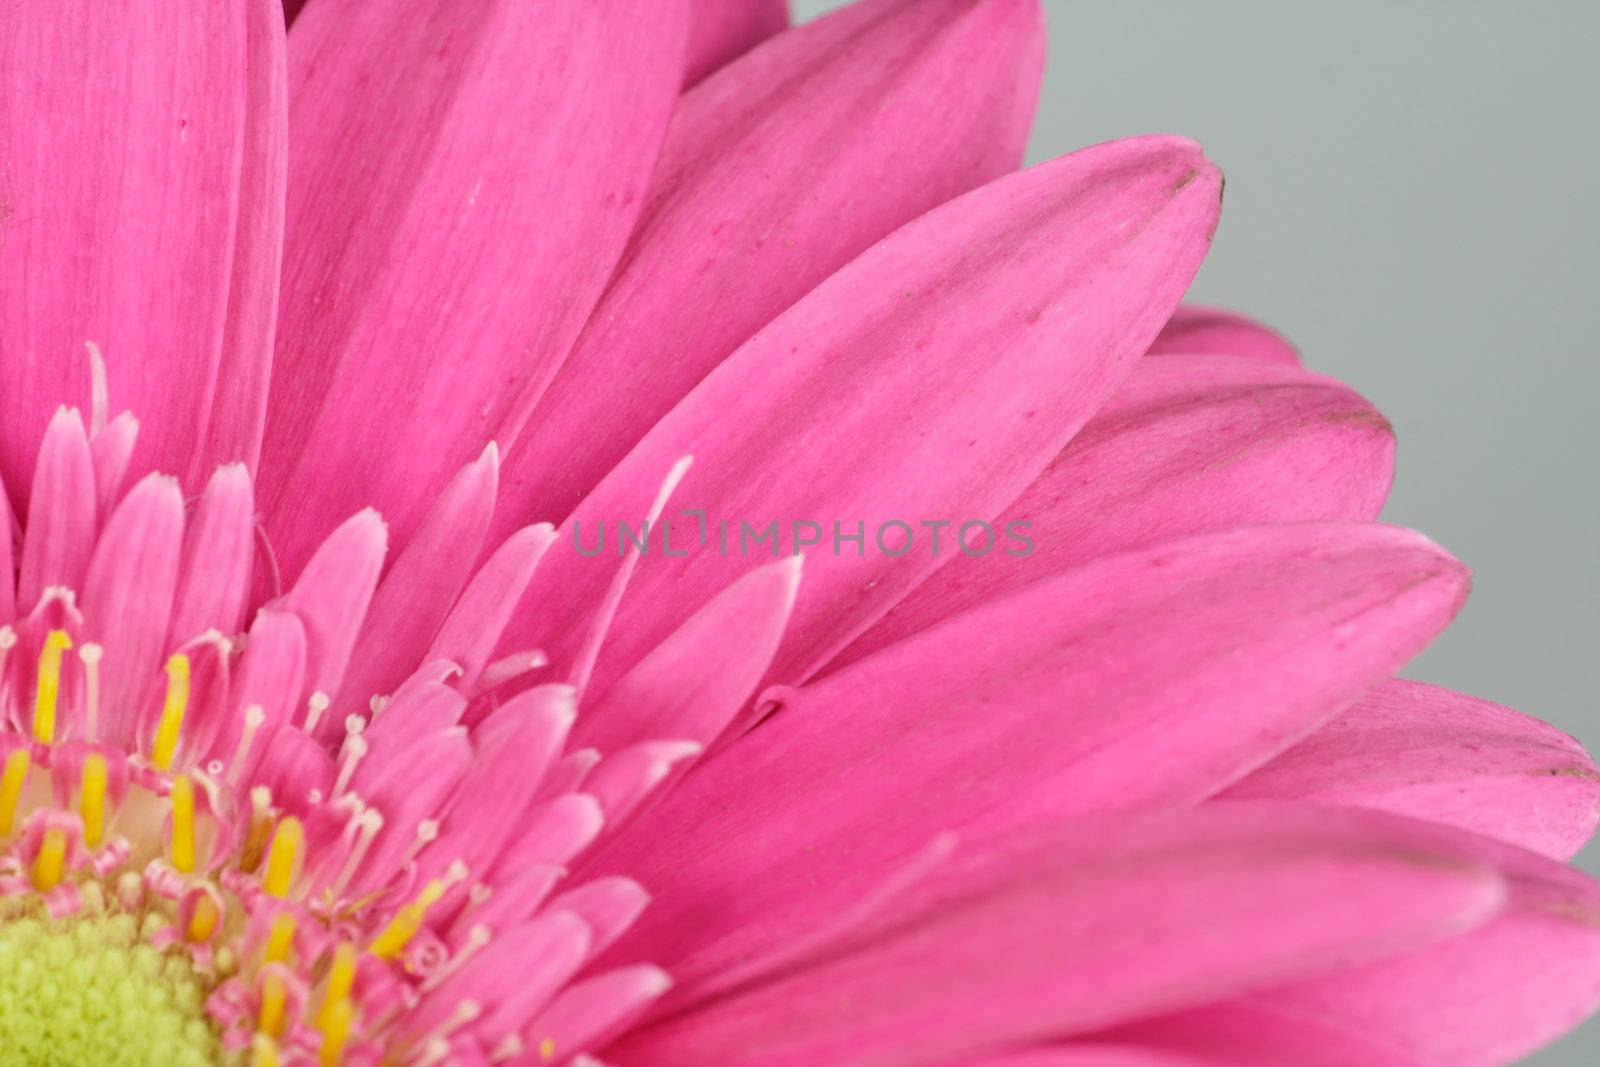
[607,803,1504,1067]
[499,0,1045,524]
[81,474,185,747]
[427,524,558,692]
[18,408,97,609]
[843,353,1397,664]
[0,2,281,496]
[684,0,788,87]
[576,556,801,754]
[1147,304,1301,364]
[276,509,388,727]
[589,522,1470,1003]
[261,0,688,572]
[1222,678,1600,859]
[170,464,256,646]
[522,135,1222,693]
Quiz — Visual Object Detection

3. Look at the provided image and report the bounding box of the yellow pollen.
[0,747,30,834]
[369,876,451,960]
[317,995,354,1067]
[540,1036,557,1060]
[264,911,297,964]
[187,893,222,943]
[258,970,288,1037]
[263,816,303,898]
[242,786,274,871]
[151,652,192,769]
[251,1034,281,1067]
[79,752,108,846]
[318,941,357,1028]
[32,628,72,744]
[169,774,197,872]
[32,826,68,890]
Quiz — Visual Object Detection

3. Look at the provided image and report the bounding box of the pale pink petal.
[499,0,1045,524]
[577,556,801,754]
[428,525,558,692]
[347,728,472,898]
[543,878,650,960]
[1210,822,1600,1067]
[606,803,1504,1066]
[170,463,256,646]
[0,474,14,622]
[684,0,788,87]
[81,474,185,748]
[584,741,703,827]
[1223,678,1600,861]
[1147,304,1300,364]
[490,795,606,881]
[590,522,1469,1000]
[520,966,671,1067]
[359,677,468,770]
[841,353,1396,664]
[250,725,334,816]
[520,135,1222,693]
[276,508,387,732]
[211,609,306,783]
[200,0,288,478]
[89,413,140,527]
[0,3,277,495]
[336,444,498,712]
[261,0,688,572]
[18,408,97,609]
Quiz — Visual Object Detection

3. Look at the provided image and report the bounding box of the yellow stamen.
[540,1037,557,1060]
[258,970,288,1037]
[187,893,221,943]
[263,816,303,898]
[317,995,353,1067]
[169,774,197,873]
[151,653,191,769]
[264,911,297,964]
[32,826,67,890]
[317,941,357,1028]
[241,786,274,872]
[251,1034,280,1067]
[79,752,108,847]
[369,876,451,959]
[32,629,72,744]
[0,748,30,835]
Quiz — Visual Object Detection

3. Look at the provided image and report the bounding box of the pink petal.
[427,524,558,692]
[490,794,606,880]
[576,556,801,754]
[0,2,282,496]
[1222,678,1600,859]
[211,609,306,783]
[1036,1007,1421,1066]
[1194,822,1600,1067]
[543,877,650,958]
[347,727,471,898]
[1147,304,1300,364]
[18,409,97,610]
[359,675,468,771]
[170,463,256,646]
[521,135,1222,693]
[840,353,1396,664]
[0,474,14,622]
[89,413,140,528]
[520,966,671,1067]
[590,522,1469,1001]
[336,444,498,712]
[80,473,185,748]
[276,508,387,731]
[684,0,788,88]
[498,0,1045,525]
[261,0,688,573]
[584,741,703,827]
[607,803,1504,1067]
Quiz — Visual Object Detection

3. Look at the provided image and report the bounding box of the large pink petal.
[1222,678,1600,860]
[0,1,284,497]
[606,803,1504,1067]
[1139,823,1600,1067]
[1147,304,1300,364]
[518,135,1222,693]
[587,522,1469,1002]
[684,0,789,88]
[841,353,1396,665]
[261,0,688,573]
[498,0,1045,525]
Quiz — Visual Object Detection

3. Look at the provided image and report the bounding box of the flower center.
[0,904,220,1066]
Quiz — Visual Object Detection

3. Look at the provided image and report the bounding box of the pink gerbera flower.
[0,1,1596,1065]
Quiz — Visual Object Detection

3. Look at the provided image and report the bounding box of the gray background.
[790,1,1600,1062]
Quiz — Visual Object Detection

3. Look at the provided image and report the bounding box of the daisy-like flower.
[1,1,1596,1066]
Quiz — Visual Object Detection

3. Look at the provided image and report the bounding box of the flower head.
[0,0,1597,1065]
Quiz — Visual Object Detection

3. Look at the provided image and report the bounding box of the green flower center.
[0,907,222,1067]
